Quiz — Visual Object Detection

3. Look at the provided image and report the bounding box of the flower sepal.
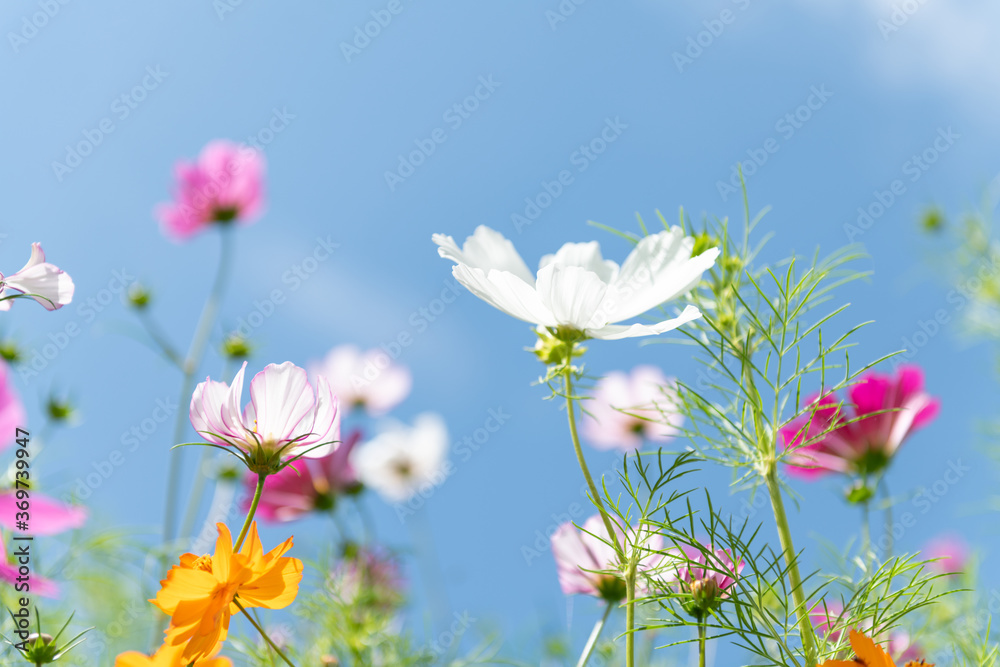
[2,611,91,666]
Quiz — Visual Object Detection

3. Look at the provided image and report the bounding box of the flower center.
[392,460,413,479]
[191,555,213,572]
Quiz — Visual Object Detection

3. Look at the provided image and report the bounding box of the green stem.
[234,599,298,667]
[576,603,613,667]
[764,467,817,667]
[163,228,234,546]
[861,497,872,572]
[562,367,622,554]
[882,478,892,562]
[698,622,707,667]
[625,556,638,667]
[234,473,266,552]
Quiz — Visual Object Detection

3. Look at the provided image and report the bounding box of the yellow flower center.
[191,555,213,572]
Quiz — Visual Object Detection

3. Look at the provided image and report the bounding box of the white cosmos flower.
[0,243,75,311]
[432,226,719,340]
[351,413,449,503]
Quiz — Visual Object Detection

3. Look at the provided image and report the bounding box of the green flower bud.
[126,283,152,310]
[0,340,22,364]
[222,334,253,360]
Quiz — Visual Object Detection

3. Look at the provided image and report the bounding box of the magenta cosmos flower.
[156,140,265,241]
[312,345,411,417]
[550,514,663,602]
[0,243,74,311]
[583,365,683,452]
[246,430,362,522]
[780,365,940,479]
[190,361,340,469]
[0,539,58,597]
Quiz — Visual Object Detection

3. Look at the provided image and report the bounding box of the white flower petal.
[605,229,718,322]
[190,378,233,446]
[539,241,619,284]
[300,374,339,457]
[433,225,535,284]
[222,362,248,436]
[535,264,608,330]
[2,244,74,311]
[248,362,315,444]
[587,305,703,340]
[451,264,556,326]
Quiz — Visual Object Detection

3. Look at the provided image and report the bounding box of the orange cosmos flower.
[152,522,302,662]
[821,629,933,667]
[115,641,232,666]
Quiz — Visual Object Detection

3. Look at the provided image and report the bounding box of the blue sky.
[3,0,999,661]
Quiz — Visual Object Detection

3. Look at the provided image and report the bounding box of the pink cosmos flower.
[780,365,940,478]
[0,363,26,453]
[0,243,74,311]
[550,514,663,602]
[327,546,404,611]
[810,600,845,641]
[311,345,411,417]
[922,534,969,575]
[583,366,683,451]
[0,493,86,536]
[669,542,743,613]
[246,430,362,522]
[0,539,58,597]
[156,140,265,241]
[190,361,339,461]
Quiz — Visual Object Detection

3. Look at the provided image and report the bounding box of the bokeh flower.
[0,538,58,597]
[153,522,302,662]
[433,225,718,340]
[351,413,448,503]
[583,365,683,451]
[156,140,265,241]
[247,430,362,522]
[781,365,940,479]
[0,243,74,311]
[809,600,845,642]
[311,345,412,417]
[550,514,662,603]
[0,493,86,536]
[190,361,340,473]
[327,546,404,612]
[922,534,969,575]
[0,363,26,451]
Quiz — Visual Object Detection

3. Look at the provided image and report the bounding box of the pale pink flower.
[781,365,940,478]
[923,534,969,575]
[156,140,265,241]
[312,345,411,417]
[550,514,663,602]
[0,243,74,311]
[809,600,845,642]
[0,539,58,597]
[190,361,339,461]
[669,542,742,612]
[328,546,404,611]
[0,493,86,536]
[583,365,683,451]
[247,430,362,522]
[0,363,26,453]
